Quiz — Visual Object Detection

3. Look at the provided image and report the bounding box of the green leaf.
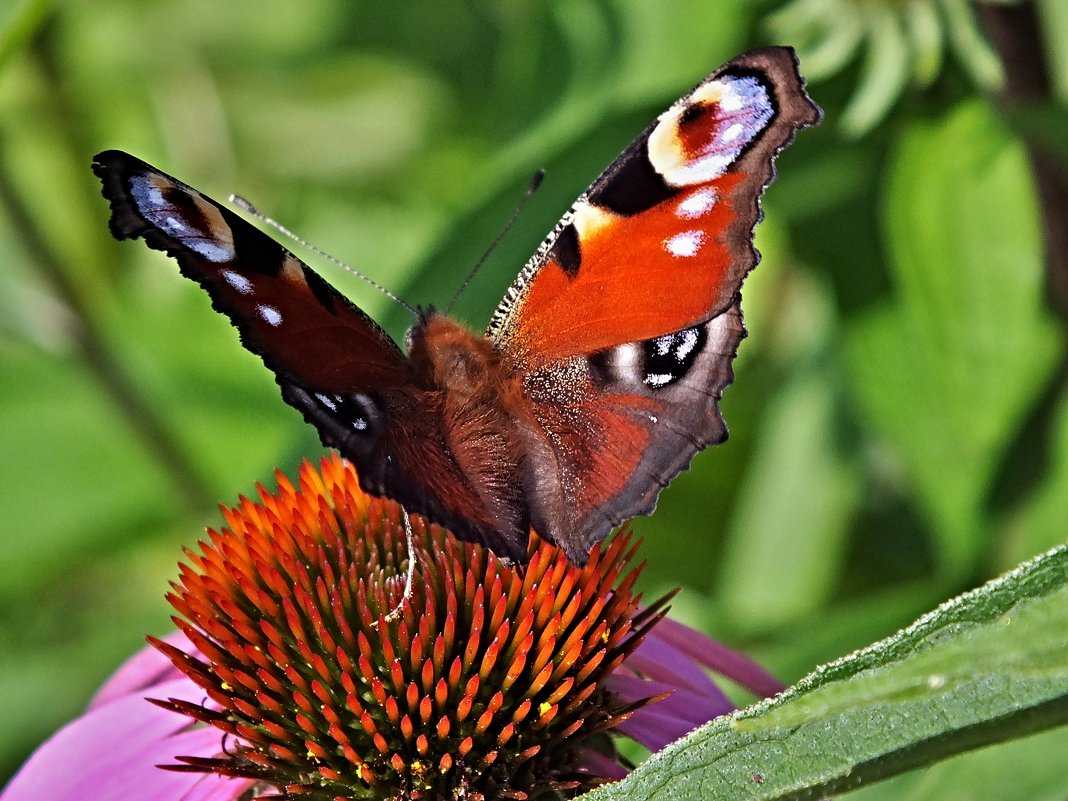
[845,724,1068,801]
[847,101,1059,577]
[582,544,1068,801]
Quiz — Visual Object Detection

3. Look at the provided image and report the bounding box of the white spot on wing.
[665,230,703,257]
[222,269,254,295]
[718,88,744,112]
[645,373,672,388]
[669,328,700,360]
[314,393,338,411]
[610,342,641,378]
[187,239,235,263]
[677,188,718,219]
[257,304,283,327]
[352,393,376,431]
[669,154,734,186]
[163,215,188,233]
[721,122,744,143]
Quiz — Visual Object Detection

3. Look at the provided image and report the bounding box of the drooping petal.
[607,675,725,751]
[640,614,783,698]
[621,632,733,701]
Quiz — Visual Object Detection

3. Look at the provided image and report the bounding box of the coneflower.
[1,455,782,801]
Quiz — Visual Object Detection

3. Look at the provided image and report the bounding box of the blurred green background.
[2,0,1067,796]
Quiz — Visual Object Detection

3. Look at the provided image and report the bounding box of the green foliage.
[0,0,1065,797]
[768,0,1004,135]
[849,100,1059,577]
[586,544,1068,800]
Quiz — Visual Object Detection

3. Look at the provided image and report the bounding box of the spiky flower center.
[153,455,666,800]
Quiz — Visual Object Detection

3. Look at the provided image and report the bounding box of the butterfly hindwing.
[488,47,820,561]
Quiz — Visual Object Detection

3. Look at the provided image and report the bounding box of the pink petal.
[606,673,731,751]
[90,632,196,710]
[607,673,731,723]
[578,748,629,781]
[649,615,783,697]
[1,678,250,801]
[624,633,732,703]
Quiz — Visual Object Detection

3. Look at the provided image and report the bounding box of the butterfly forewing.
[94,150,409,394]
[93,151,529,560]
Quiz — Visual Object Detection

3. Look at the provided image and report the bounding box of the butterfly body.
[94,47,819,565]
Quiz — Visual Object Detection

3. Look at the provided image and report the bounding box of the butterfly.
[93,46,819,567]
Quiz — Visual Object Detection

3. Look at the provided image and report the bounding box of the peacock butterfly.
[93,47,820,566]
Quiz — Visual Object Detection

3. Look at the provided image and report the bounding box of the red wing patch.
[488,48,820,369]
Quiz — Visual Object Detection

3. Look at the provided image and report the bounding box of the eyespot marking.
[652,327,700,360]
[128,173,236,263]
[642,326,706,389]
[648,74,774,188]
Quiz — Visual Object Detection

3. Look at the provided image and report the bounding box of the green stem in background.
[975,1,1068,535]
[0,0,52,78]
[978,0,1068,326]
[0,154,216,517]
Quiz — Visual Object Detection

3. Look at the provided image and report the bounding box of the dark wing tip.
[91,149,164,244]
[736,45,823,128]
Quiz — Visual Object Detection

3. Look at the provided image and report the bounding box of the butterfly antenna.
[230,194,418,316]
[374,506,417,627]
[445,169,545,314]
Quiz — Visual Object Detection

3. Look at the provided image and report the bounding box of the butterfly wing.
[489,47,821,563]
[93,151,529,561]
